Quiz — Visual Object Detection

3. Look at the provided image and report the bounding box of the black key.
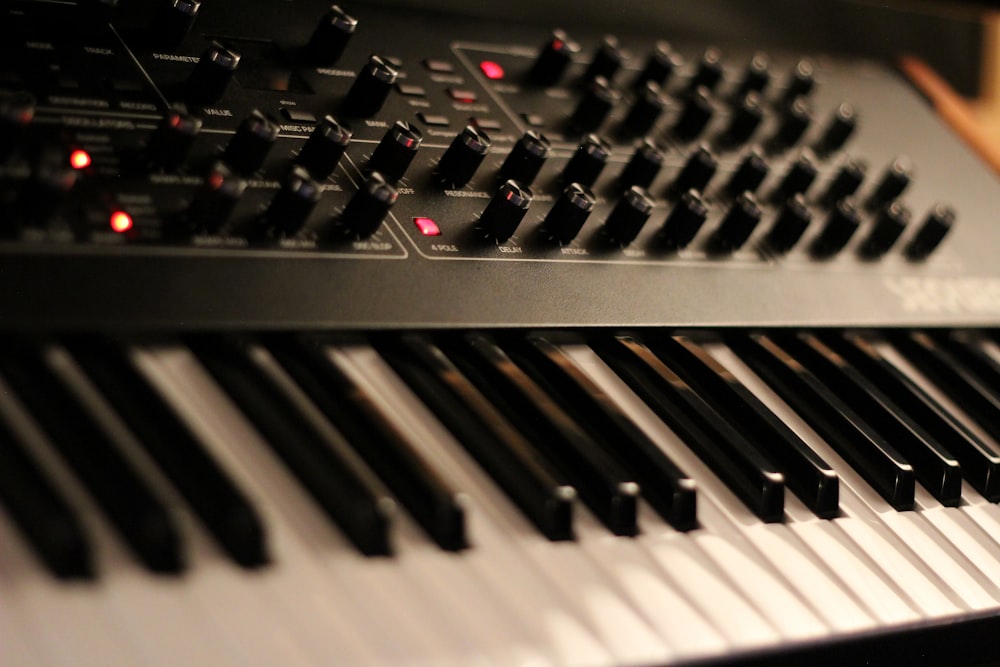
[440,332,641,536]
[0,415,93,579]
[647,335,839,518]
[729,334,915,510]
[936,331,1000,399]
[0,343,183,573]
[779,334,962,506]
[267,336,467,551]
[188,336,394,556]
[65,338,268,568]
[505,333,698,531]
[593,334,785,522]
[824,333,1000,502]
[375,334,575,541]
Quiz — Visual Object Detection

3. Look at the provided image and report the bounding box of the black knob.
[583,36,626,84]
[723,91,763,146]
[725,149,769,197]
[368,121,422,183]
[763,194,812,253]
[262,166,323,237]
[774,152,818,201]
[147,107,202,170]
[603,186,654,245]
[296,115,352,179]
[821,157,866,206]
[670,144,717,196]
[0,91,35,159]
[866,158,912,210]
[904,204,955,260]
[152,0,201,47]
[499,131,550,186]
[770,96,812,150]
[811,198,860,257]
[560,134,611,187]
[618,138,664,190]
[859,201,910,258]
[306,5,358,65]
[622,81,667,137]
[343,55,398,117]
[783,60,816,105]
[186,41,240,105]
[688,48,724,94]
[437,125,491,187]
[709,192,762,252]
[528,30,580,86]
[569,76,619,132]
[341,171,399,238]
[631,41,680,91]
[479,180,533,242]
[222,110,280,175]
[815,102,857,155]
[543,183,596,243]
[673,86,713,141]
[735,52,770,99]
[658,190,708,250]
[186,163,247,233]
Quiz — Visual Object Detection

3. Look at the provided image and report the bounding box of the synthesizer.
[2,0,1000,664]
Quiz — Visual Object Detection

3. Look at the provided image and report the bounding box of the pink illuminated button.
[413,216,441,236]
[479,61,505,80]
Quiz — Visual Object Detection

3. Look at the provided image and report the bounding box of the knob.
[306,5,358,65]
[499,131,550,186]
[186,163,247,233]
[343,55,398,117]
[811,198,860,257]
[262,166,323,237]
[859,201,910,258]
[709,191,762,252]
[904,204,954,260]
[368,121,422,183]
[543,183,596,243]
[560,134,611,187]
[603,186,654,245]
[815,102,857,155]
[0,91,35,160]
[688,48,724,94]
[152,0,201,47]
[763,194,812,253]
[622,81,667,137]
[773,152,817,201]
[769,96,812,150]
[222,110,279,175]
[670,144,716,196]
[437,125,491,187]
[723,91,763,146]
[821,157,866,206]
[569,76,619,132]
[735,52,770,99]
[673,86,713,141]
[725,149,769,197]
[479,180,533,242]
[296,115,352,179]
[528,30,580,86]
[618,139,664,190]
[340,172,398,238]
[583,36,626,84]
[783,60,815,106]
[866,158,912,210]
[658,190,708,250]
[631,41,680,91]
[186,41,240,105]
[146,107,202,170]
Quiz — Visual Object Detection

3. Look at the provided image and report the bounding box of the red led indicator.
[109,210,133,233]
[69,149,92,170]
[413,217,441,236]
[479,61,505,80]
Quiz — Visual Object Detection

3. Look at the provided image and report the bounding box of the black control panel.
[1,0,999,330]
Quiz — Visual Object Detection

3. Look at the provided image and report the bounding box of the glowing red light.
[69,149,92,170]
[479,61,505,80]
[413,217,441,236]
[109,211,133,233]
